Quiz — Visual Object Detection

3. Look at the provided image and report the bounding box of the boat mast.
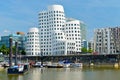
[9,37,12,67]
[15,41,18,65]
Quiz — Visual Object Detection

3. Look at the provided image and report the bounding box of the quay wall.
[4,54,120,68]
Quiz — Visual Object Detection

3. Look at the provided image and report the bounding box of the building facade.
[0,33,26,52]
[26,28,40,56]
[88,40,94,51]
[0,36,10,48]
[65,18,81,54]
[94,27,120,54]
[38,5,85,56]
[81,39,88,49]
[80,21,87,41]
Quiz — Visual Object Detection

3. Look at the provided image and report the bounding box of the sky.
[0,0,120,40]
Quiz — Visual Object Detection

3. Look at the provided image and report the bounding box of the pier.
[5,53,119,63]
[20,53,120,62]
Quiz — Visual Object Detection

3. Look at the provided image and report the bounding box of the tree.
[81,47,93,53]
[87,49,93,53]
[81,47,88,53]
[0,44,9,55]
[20,50,26,55]
[12,46,16,54]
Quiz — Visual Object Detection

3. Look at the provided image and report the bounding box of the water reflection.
[39,68,83,80]
[30,68,42,80]
[0,67,120,80]
[7,75,19,80]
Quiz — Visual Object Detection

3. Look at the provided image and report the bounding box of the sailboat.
[7,38,29,74]
[7,64,29,74]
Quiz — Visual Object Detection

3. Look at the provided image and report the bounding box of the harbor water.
[0,67,120,80]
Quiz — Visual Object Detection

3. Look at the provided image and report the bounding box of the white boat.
[33,62,43,68]
[58,61,71,68]
[70,63,83,68]
[62,63,71,68]
[46,63,63,68]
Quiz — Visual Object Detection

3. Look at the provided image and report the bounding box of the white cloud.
[3,30,10,33]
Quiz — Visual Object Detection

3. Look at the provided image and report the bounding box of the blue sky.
[0,0,120,40]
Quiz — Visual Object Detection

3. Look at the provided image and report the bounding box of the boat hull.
[7,64,29,74]
[7,68,25,74]
[47,65,63,68]
[33,65,43,68]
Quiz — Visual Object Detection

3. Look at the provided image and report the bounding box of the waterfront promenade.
[16,53,120,63]
[1,54,120,80]
[4,53,120,68]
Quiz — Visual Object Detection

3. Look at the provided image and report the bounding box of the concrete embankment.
[83,63,120,69]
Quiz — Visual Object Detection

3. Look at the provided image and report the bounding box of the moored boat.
[7,37,29,74]
[58,61,71,68]
[70,63,83,68]
[32,62,43,68]
[7,64,29,74]
[47,63,63,68]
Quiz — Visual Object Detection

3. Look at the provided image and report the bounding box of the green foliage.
[81,47,93,53]
[12,46,16,54]
[0,44,9,55]
[20,50,26,55]
[87,49,93,53]
[0,44,19,55]
[81,47,88,53]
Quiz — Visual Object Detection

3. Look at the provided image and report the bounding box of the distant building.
[26,27,40,56]
[81,39,88,49]
[0,36,10,48]
[94,27,120,54]
[88,40,94,51]
[80,21,87,41]
[0,33,26,52]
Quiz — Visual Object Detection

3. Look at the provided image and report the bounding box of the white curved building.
[38,5,83,56]
[65,18,81,54]
[26,27,40,56]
